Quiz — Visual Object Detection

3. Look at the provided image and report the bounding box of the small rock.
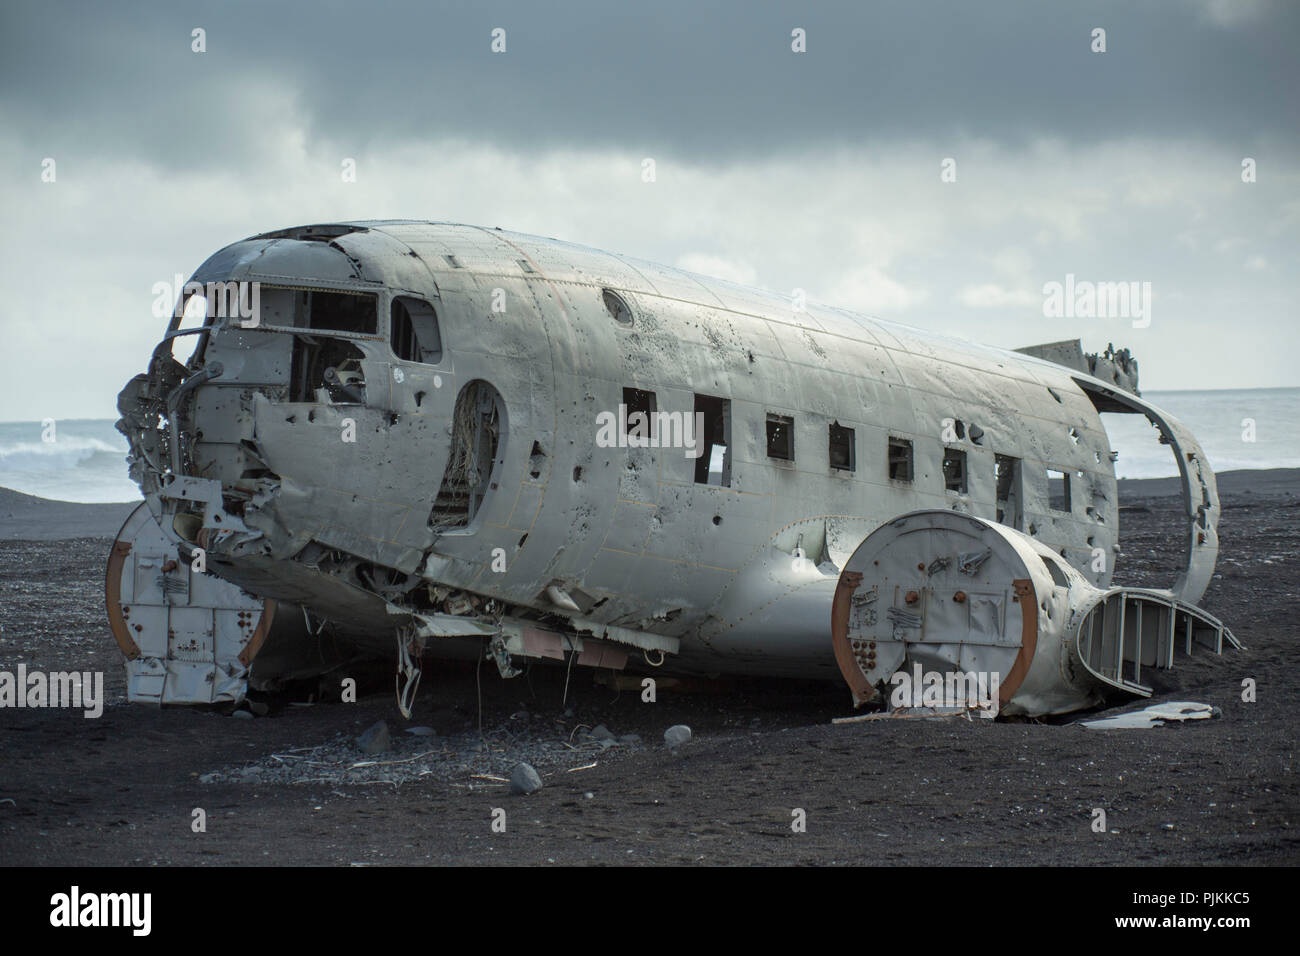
[404,726,436,737]
[247,699,270,716]
[590,724,617,742]
[664,724,692,749]
[357,720,391,754]
[231,709,254,720]
[618,733,642,745]
[509,762,544,795]
[563,707,575,718]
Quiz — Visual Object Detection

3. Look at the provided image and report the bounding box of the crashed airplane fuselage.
[109,221,1237,716]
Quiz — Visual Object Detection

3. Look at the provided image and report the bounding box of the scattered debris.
[1079,701,1221,729]
[404,726,437,737]
[193,714,646,789]
[832,705,988,724]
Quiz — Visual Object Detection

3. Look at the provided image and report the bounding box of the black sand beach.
[0,471,1296,865]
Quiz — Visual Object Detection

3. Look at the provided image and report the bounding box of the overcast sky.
[1,0,1296,421]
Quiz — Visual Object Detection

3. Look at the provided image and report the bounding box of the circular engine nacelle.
[830,509,1106,716]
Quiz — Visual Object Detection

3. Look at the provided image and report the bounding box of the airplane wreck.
[108,221,1239,718]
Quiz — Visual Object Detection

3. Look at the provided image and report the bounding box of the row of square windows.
[623,387,1076,514]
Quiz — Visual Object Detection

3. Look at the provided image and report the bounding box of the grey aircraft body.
[108,221,1238,717]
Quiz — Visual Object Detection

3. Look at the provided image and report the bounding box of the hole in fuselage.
[430,380,506,531]
[1100,410,1190,588]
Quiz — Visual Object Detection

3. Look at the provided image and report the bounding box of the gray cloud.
[0,1,1296,421]
[2,0,1296,172]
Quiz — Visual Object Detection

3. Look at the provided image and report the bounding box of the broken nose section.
[830,510,1240,718]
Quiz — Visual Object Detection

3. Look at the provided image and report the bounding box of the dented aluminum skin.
[110,221,1231,713]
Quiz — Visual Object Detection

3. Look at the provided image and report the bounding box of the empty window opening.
[603,289,633,326]
[1097,409,1187,587]
[623,387,657,443]
[943,448,968,494]
[249,287,298,331]
[829,422,855,471]
[995,454,1022,527]
[1048,468,1071,512]
[390,296,442,364]
[693,394,731,486]
[304,290,377,334]
[430,381,506,531]
[1040,554,1070,588]
[290,337,365,403]
[969,423,985,445]
[766,414,795,461]
[170,290,210,364]
[888,437,913,482]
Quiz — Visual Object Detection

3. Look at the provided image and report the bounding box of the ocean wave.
[0,436,127,471]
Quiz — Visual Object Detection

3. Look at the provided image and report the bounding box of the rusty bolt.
[953,591,967,603]
[916,562,925,571]
[133,624,142,632]
[868,641,876,649]
[904,590,919,605]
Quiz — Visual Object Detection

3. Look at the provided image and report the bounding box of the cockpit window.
[305,290,377,334]
[170,292,209,363]
[253,287,378,334]
[390,296,443,364]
